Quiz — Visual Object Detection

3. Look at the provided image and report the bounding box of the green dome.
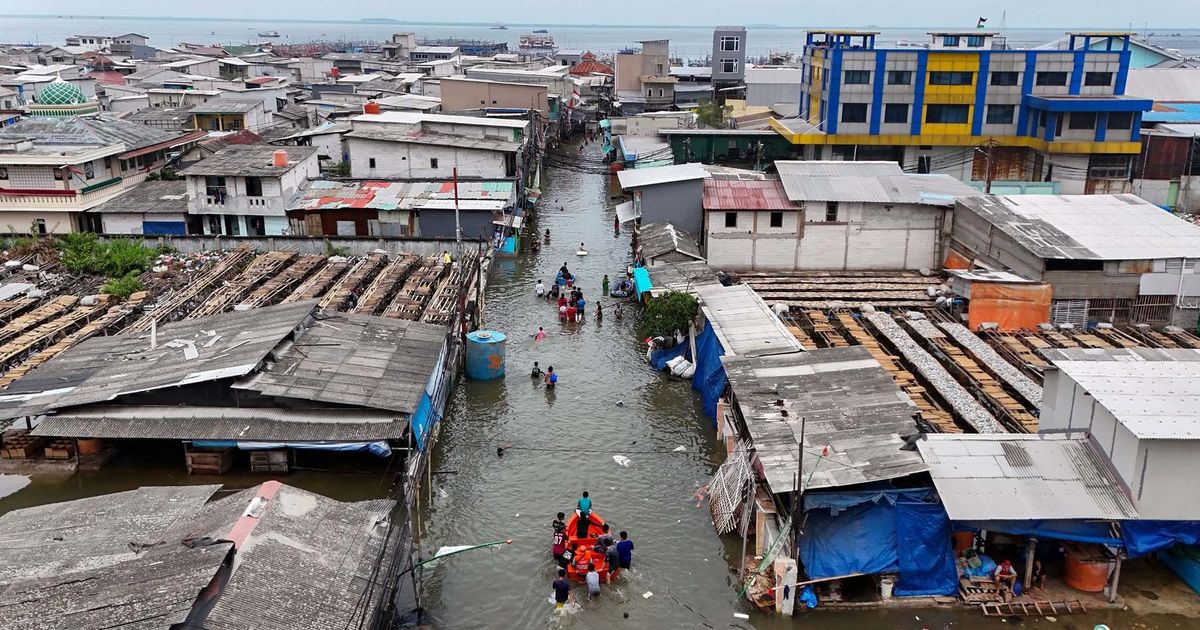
[37,78,86,105]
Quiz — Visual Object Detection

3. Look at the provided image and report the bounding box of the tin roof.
[637,221,705,262]
[776,160,932,204]
[1047,355,1200,439]
[189,99,261,114]
[290,178,515,212]
[177,144,316,177]
[0,113,187,152]
[87,179,189,215]
[702,178,799,211]
[616,162,709,189]
[918,433,1138,521]
[957,194,1200,260]
[697,284,804,357]
[1126,68,1200,103]
[723,345,927,492]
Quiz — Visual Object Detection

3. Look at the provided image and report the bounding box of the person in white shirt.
[535,279,546,296]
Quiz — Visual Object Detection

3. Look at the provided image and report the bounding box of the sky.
[7,1,1200,28]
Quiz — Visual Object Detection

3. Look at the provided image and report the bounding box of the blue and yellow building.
[772,31,1152,194]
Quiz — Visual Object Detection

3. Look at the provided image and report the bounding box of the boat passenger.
[616,531,634,570]
[559,262,570,277]
[595,524,615,549]
[586,563,601,597]
[577,491,592,527]
[552,568,571,609]
[532,362,544,378]
[544,366,558,388]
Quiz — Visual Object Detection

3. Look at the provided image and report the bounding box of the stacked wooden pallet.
[0,296,79,345]
[43,439,76,460]
[0,296,111,370]
[284,259,349,304]
[739,272,940,309]
[125,248,255,332]
[803,311,848,347]
[321,253,387,311]
[1,430,49,459]
[422,260,470,326]
[350,254,419,315]
[383,258,445,321]
[187,251,297,318]
[0,298,37,322]
[239,254,326,309]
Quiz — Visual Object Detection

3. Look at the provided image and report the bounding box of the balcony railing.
[0,171,149,209]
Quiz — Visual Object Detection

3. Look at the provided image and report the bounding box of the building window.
[103,157,111,170]
[430,157,439,169]
[925,104,970,124]
[658,88,665,97]
[656,63,663,74]
[1108,111,1134,129]
[966,35,985,47]
[35,219,46,235]
[844,70,870,85]
[205,176,227,200]
[769,212,783,228]
[368,157,376,168]
[928,71,973,86]
[1036,71,1068,86]
[942,35,960,47]
[724,212,737,228]
[83,162,94,179]
[1084,71,1113,86]
[841,103,868,123]
[647,89,653,98]
[887,70,911,85]
[825,202,839,222]
[720,36,740,52]
[990,71,1019,86]
[245,176,263,196]
[1068,112,1097,129]
[985,104,1015,125]
[884,103,909,124]
[721,59,739,74]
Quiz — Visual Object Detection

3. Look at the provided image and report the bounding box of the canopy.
[191,440,392,457]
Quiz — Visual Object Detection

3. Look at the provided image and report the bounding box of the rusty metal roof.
[290,178,515,213]
[702,178,799,211]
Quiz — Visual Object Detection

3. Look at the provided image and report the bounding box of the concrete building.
[86,179,190,234]
[774,31,1153,195]
[410,46,460,63]
[177,144,319,236]
[439,77,549,114]
[0,114,200,233]
[949,193,1200,326]
[344,111,527,180]
[615,40,676,114]
[745,67,804,108]
[1040,348,1200,520]
[1124,68,1200,212]
[189,99,269,133]
[711,27,747,97]
[706,161,977,271]
[616,163,711,234]
[275,122,350,166]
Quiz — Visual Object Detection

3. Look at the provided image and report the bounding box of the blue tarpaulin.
[633,267,652,296]
[799,488,957,596]
[1122,521,1200,558]
[649,341,689,371]
[691,320,726,424]
[191,440,392,457]
[143,221,186,235]
[957,520,1122,547]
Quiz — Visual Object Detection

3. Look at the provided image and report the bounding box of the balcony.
[0,172,149,209]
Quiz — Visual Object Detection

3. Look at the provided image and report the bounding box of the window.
[724,212,737,228]
[205,176,227,200]
[844,70,870,85]
[966,35,985,47]
[245,176,263,196]
[1036,71,1068,86]
[942,35,960,47]
[825,202,839,222]
[925,104,970,124]
[990,71,1019,86]
[1068,112,1097,129]
[841,103,868,123]
[769,212,783,228]
[656,63,664,74]
[720,36,740,52]
[721,59,738,74]
[83,162,94,179]
[1108,111,1134,129]
[1084,71,1113,86]
[35,219,46,235]
[647,89,652,98]
[928,71,973,86]
[368,157,376,168]
[985,104,1015,125]
[53,168,64,181]
[103,157,111,169]
[430,157,439,169]
[884,103,909,124]
[887,70,911,85]
[658,88,664,97]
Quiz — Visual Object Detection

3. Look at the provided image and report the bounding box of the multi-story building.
[615,40,676,114]
[711,27,747,98]
[344,111,528,180]
[177,145,318,236]
[774,31,1152,195]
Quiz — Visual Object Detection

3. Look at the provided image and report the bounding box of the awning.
[191,439,392,457]
[492,215,523,230]
[615,200,640,224]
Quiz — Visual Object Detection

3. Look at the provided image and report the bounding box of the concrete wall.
[419,209,495,240]
[0,210,77,234]
[346,137,510,179]
[107,233,478,256]
[635,179,705,234]
[440,78,548,113]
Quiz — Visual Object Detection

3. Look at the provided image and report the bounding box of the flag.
[977,17,988,29]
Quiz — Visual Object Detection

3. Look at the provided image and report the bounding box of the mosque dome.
[37,78,87,105]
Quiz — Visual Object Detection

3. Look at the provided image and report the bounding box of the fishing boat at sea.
[258,30,281,38]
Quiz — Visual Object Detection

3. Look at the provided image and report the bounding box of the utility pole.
[452,166,462,252]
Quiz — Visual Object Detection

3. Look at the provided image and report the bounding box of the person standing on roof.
[442,250,452,265]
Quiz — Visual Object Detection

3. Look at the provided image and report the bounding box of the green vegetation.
[100,274,144,300]
[326,244,349,257]
[637,290,698,339]
[696,99,732,129]
[57,233,158,280]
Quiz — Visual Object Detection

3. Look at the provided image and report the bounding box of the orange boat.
[563,511,620,581]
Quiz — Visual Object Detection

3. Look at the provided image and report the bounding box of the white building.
[177,144,318,236]
[344,111,527,179]
[706,161,977,271]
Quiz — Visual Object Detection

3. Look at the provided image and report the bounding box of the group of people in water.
[550,491,635,608]
[534,262,608,324]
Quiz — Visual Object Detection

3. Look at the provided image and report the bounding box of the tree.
[696,99,732,129]
[637,290,698,339]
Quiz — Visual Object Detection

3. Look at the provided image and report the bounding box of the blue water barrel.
[465,330,506,380]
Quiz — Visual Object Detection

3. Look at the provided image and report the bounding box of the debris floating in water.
[642,591,653,599]
[616,400,624,406]
[673,445,687,452]
[613,455,631,467]
[734,612,750,619]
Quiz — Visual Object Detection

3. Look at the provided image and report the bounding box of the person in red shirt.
[551,512,569,567]
[565,304,577,322]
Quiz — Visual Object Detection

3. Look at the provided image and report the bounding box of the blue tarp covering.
[143,221,186,235]
[957,520,1122,547]
[649,341,689,371]
[691,320,726,424]
[1123,521,1200,558]
[191,440,392,457]
[799,489,957,596]
[633,267,652,295]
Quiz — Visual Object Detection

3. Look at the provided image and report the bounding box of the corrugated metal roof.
[177,144,316,177]
[957,193,1200,260]
[776,160,925,204]
[698,284,804,357]
[1144,102,1200,123]
[189,99,260,114]
[1048,357,1200,439]
[1125,68,1200,102]
[918,433,1138,521]
[702,178,800,211]
[616,163,709,189]
[290,178,515,213]
[723,345,926,492]
[34,406,406,441]
[646,261,722,297]
[637,221,705,261]
[88,179,190,215]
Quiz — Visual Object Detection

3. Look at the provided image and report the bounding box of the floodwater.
[416,142,1200,630]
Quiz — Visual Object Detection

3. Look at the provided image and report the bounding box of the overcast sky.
[10,1,1200,27]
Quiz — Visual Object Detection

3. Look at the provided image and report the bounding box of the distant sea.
[3,15,1200,60]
